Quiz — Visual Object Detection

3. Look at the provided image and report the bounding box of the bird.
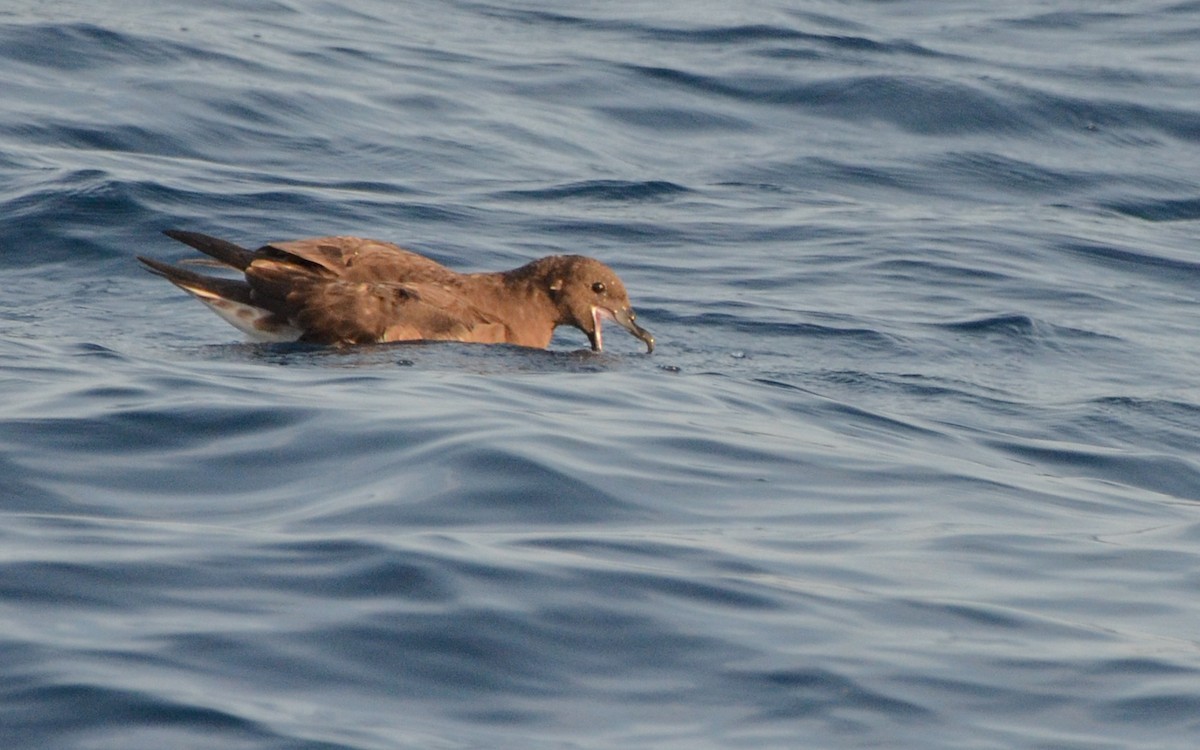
[137,230,654,352]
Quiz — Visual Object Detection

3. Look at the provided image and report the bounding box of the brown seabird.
[138,230,654,352]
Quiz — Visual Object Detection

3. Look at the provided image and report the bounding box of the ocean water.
[2,1,1200,748]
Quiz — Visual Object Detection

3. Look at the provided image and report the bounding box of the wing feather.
[267,276,506,345]
[262,237,454,284]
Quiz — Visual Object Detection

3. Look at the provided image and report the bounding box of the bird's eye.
[591,281,606,294]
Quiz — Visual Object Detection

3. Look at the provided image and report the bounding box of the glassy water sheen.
[2,1,1199,748]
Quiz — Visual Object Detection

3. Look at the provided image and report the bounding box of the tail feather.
[137,256,254,304]
[162,229,257,270]
[137,256,301,342]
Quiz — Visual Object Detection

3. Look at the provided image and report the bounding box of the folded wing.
[245,255,505,345]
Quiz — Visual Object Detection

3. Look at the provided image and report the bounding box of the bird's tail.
[137,256,300,342]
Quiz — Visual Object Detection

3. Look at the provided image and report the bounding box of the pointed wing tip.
[159,229,256,270]
[136,255,171,276]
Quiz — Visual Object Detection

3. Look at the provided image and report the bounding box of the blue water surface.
[2,1,1200,748]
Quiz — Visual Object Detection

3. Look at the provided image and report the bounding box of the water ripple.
[4,1,1200,748]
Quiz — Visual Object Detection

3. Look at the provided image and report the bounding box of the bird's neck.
[460,261,564,347]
